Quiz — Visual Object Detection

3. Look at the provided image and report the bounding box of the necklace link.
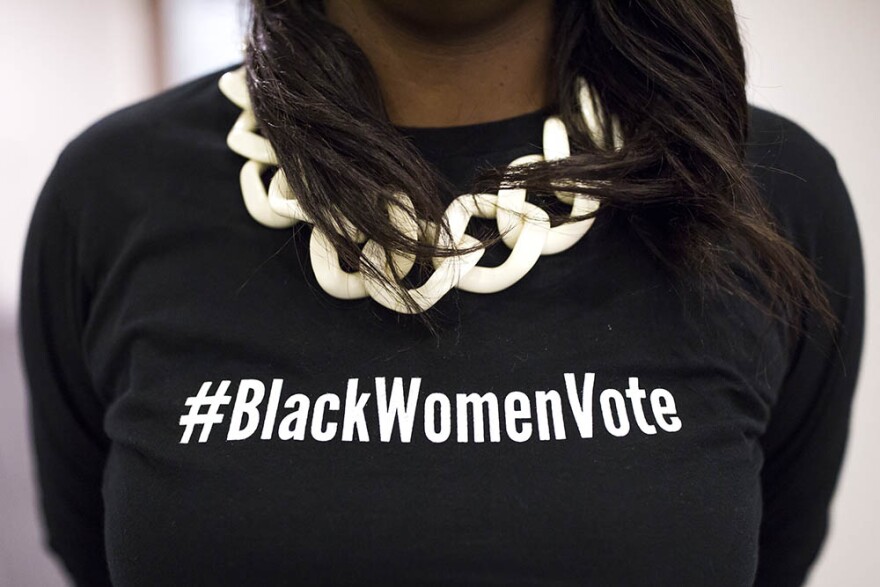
[219,67,621,313]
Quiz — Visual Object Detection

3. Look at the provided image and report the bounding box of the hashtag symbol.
[179,380,233,444]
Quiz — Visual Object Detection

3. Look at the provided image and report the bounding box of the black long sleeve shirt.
[18,64,865,586]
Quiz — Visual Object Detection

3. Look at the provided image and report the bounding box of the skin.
[323,0,556,127]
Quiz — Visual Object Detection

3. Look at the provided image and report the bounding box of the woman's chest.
[83,211,787,585]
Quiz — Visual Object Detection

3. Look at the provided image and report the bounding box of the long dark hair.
[243,0,836,342]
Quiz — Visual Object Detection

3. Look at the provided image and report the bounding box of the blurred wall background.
[0,1,876,585]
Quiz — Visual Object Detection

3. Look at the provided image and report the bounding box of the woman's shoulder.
[49,65,239,191]
[40,62,243,236]
[745,105,856,256]
[32,64,245,288]
[64,63,240,158]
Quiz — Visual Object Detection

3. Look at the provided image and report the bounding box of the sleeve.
[753,143,865,586]
[17,148,114,586]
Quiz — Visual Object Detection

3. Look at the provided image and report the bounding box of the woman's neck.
[323,0,556,128]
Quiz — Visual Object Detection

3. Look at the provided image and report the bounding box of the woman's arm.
[18,146,113,587]
[753,127,866,586]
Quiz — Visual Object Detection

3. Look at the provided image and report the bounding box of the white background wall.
[156,0,245,87]
[0,1,876,585]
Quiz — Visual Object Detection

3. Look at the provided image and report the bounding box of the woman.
[19,0,864,585]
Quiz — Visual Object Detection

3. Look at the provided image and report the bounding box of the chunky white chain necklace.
[218,66,621,313]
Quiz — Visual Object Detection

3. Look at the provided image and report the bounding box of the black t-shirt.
[18,64,864,586]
